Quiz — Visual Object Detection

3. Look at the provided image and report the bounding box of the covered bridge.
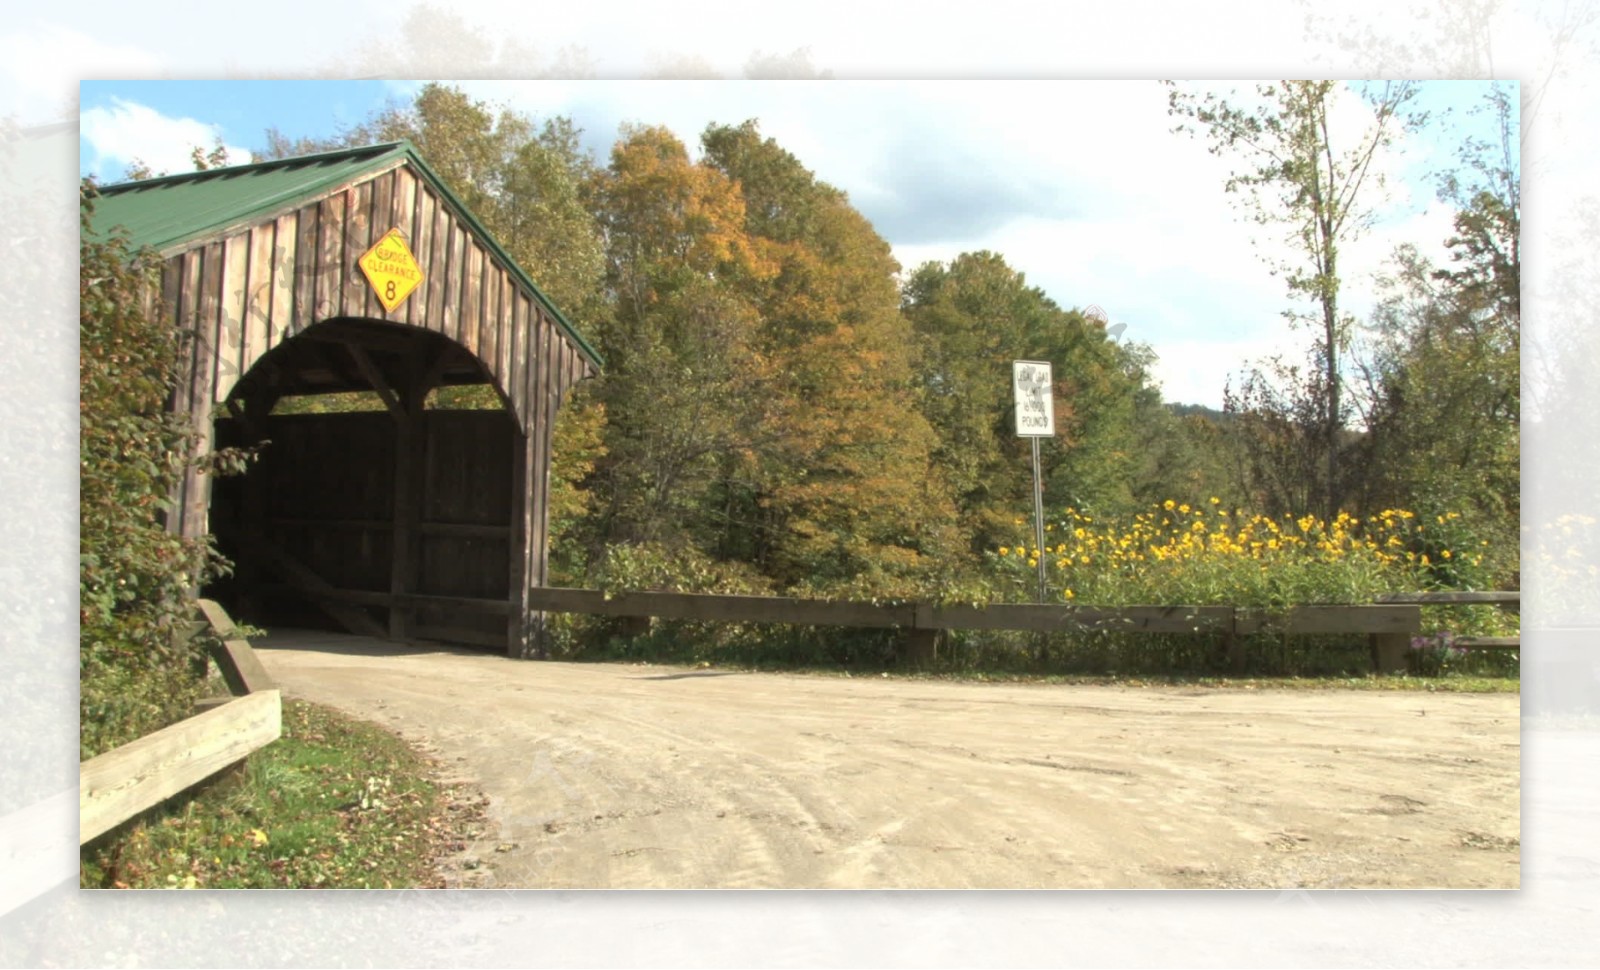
[89,142,602,657]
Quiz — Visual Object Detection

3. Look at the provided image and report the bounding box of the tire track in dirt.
[255,631,1521,888]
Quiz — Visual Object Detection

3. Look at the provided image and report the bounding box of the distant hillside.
[1165,402,1232,423]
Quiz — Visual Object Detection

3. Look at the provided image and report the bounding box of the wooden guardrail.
[1374,591,1521,652]
[526,587,1427,673]
[79,690,281,844]
[1375,590,1519,609]
[79,600,281,845]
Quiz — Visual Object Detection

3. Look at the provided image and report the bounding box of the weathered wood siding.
[214,410,520,646]
[161,158,595,655]
[161,162,592,492]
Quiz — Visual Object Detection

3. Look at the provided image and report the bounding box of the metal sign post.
[1013,360,1055,604]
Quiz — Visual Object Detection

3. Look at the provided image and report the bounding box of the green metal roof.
[88,141,602,370]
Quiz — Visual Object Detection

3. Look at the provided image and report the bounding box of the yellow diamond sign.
[358,228,424,312]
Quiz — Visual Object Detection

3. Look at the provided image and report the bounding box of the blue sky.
[77,78,1511,409]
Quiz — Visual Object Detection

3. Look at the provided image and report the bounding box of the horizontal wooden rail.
[1376,590,1519,608]
[1452,636,1520,650]
[1234,605,1421,635]
[80,690,282,844]
[915,602,1235,634]
[528,587,915,629]
[529,588,1417,635]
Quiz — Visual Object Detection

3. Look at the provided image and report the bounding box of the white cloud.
[376,0,1310,78]
[0,24,162,124]
[80,97,251,181]
[458,78,1499,407]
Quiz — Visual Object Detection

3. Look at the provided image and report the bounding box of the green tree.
[902,252,1169,553]
[1168,80,1420,518]
[1354,85,1520,582]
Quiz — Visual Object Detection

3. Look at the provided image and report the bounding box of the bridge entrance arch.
[89,142,600,656]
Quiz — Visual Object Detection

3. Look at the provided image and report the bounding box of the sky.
[75,77,1509,410]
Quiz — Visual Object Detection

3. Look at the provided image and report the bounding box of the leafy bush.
[79,181,229,757]
[985,501,1501,616]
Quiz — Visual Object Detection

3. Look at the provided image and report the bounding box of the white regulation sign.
[1012,360,1055,437]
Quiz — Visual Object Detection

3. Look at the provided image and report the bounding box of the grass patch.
[80,699,490,889]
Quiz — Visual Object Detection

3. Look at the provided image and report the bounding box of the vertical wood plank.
[215,233,250,403]
[243,221,276,384]
[159,258,186,402]
[459,243,482,357]
[530,317,553,592]
[389,354,427,641]
[270,211,297,354]
[507,290,526,432]
[481,261,501,387]
[233,389,272,620]
[443,220,465,346]
[185,242,224,539]
[394,169,421,328]
[1372,632,1410,674]
[519,313,549,656]
[314,195,345,323]
[494,275,512,394]
[344,181,375,320]
[167,254,200,534]
[507,419,534,657]
[423,189,448,341]
[292,202,319,335]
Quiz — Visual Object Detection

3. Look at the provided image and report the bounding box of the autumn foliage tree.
[701,121,964,594]
[583,124,772,556]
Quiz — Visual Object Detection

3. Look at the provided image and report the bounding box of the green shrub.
[79,181,232,757]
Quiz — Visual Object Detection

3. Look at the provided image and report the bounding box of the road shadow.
[253,628,498,660]
[631,671,742,681]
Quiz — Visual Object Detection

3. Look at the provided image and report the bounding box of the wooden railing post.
[1372,633,1411,674]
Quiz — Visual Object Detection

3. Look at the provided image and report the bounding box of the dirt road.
[255,630,1520,889]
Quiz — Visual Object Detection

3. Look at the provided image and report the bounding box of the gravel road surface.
[257,629,1520,889]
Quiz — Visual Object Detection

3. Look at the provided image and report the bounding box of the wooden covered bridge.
[89,142,601,657]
